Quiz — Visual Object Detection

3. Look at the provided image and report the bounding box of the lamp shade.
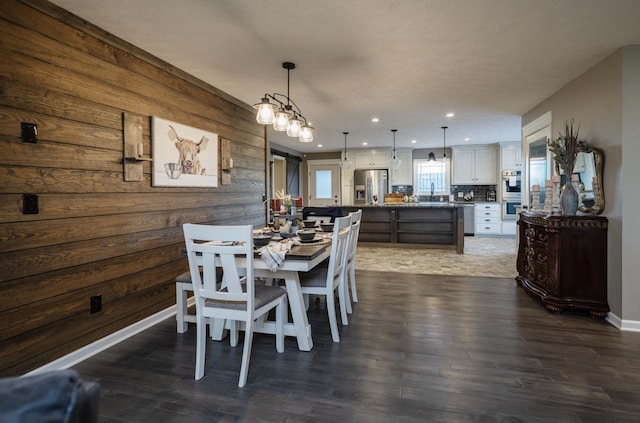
[427,152,436,161]
[299,125,314,143]
[287,116,302,137]
[254,98,276,125]
[340,152,353,170]
[390,154,402,170]
[273,108,290,131]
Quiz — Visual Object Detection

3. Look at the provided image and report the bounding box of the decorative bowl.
[320,223,334,232]
[253,235,272,247]
[296,230,316,242]
[280,232,296,239]
[303,220,317,228]
[164,163,182,179]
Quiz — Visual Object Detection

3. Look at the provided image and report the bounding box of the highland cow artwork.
[152,117,218,187]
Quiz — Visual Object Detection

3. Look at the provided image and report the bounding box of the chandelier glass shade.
[390,129,401,170]
[340,132,353,170]
[253,62,314,143]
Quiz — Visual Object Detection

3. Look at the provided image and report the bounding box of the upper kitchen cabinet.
[452,145,497,184]
[500,142,522,170]
[390,149,413,185]
[354,149,390,169]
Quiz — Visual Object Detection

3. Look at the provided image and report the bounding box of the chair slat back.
[183,224,254,310]
[347,209,362,261]
[328,215,352,284]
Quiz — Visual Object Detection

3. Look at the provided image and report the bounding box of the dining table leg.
[282,272,314,352]
[253,268,313,351]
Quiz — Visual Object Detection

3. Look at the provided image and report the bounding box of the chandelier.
[253,62,314,143]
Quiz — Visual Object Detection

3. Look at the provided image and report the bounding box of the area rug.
[354,236,518,278]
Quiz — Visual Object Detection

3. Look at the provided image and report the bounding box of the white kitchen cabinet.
[452,145,497,184]
[500,143,522,170]
[501,220,517,235]
[475,202,501,234]
[354,149,390,169]
[390,149,413,185]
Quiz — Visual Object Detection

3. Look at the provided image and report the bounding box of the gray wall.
[621,46,640,324]
[523,46,640,325]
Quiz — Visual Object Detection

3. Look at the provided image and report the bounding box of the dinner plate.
[298,237,322,244]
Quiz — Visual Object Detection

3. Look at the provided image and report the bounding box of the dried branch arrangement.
[547,118,588,175]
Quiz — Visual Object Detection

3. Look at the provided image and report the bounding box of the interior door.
[308,162,340,206]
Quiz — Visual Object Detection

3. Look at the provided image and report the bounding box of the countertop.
[347,202,464,208]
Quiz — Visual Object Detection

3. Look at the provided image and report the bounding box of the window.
[414,159,450,195]
[315,170,332,199]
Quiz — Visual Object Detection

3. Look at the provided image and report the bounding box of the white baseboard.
[26,304,180,376]
[606,312,640,332]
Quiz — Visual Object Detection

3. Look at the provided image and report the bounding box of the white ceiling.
[50,0,640,153]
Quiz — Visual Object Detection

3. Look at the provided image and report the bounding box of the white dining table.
[207,239,331,352]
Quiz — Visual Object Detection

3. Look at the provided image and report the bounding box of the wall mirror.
[555,145,605,214]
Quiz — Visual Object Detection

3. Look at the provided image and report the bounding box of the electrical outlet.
[23,194,39,214]
[21,122,37,143]
[90,295,102,314]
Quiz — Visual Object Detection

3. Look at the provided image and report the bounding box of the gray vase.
[560,183,579,215]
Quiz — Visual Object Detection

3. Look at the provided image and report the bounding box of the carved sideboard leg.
[544,303,562,313]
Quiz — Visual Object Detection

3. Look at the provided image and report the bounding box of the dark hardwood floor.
[73,270,640,422]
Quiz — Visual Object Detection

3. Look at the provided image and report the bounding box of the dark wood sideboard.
[516,212,609,318]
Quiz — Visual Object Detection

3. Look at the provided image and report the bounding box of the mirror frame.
[555,145,605,215]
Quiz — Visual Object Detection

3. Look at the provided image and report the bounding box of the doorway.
[307,160,341,207]
[522,111,552,209]
[272,155,286,197]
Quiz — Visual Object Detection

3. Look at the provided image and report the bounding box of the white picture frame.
[152,117,218,187]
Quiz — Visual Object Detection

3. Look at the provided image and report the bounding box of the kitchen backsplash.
[451,184,497,202]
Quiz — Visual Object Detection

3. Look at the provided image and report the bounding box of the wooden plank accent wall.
[0,0,267,376]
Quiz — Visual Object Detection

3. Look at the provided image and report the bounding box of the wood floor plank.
[70,270,640,422]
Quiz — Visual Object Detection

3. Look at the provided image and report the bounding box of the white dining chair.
[344,209,362,313]
[299,215,351,342]
[183,223,287,387]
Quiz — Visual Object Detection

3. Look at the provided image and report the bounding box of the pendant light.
[253,62,314,143]
[340,132,353,170]
[441,126,448,160]
[390,129,401,170]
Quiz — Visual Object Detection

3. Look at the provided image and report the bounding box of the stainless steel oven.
[501,170,521,198]
[502,199,521,220]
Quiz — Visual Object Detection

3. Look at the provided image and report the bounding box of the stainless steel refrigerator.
[354,169,389,205]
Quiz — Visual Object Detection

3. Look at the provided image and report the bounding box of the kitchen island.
[307,203,464,254]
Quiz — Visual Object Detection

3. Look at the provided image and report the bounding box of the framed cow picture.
[151,117,219,187]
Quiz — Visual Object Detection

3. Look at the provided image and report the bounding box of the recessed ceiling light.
[446,113,455,118]
[464,137,471,142]
[317,144,323,147]
[411,139,417,144]
[362,142,368,146]
[371,118,379,123]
